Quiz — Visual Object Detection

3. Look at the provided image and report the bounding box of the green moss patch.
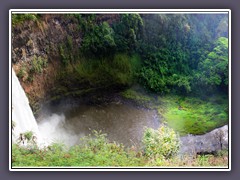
[162,95,228,135]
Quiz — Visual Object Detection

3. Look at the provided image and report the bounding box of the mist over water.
[38,114,80,147]
[37,101,161,147]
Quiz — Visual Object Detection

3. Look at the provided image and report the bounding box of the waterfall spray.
[12,68,43,146]
[11,68,79,147]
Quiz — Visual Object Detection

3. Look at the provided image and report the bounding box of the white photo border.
[9,9,231,171]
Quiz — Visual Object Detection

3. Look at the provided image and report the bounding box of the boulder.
[179,125,228,156]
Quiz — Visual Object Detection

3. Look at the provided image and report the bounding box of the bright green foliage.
[143,125,180,159]
[163,95,228,135]
[139,67,168,94]
[196,37,228,90]
[12,14,38,27]
[12,131,144,167]
[168,74,192,94]
[12,140,228,167]
[22,131,34,142]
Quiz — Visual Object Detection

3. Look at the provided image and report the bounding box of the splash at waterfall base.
[12,68,80,148]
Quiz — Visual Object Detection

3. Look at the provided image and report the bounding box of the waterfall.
[12,68,43,146]
[11,68,78,147]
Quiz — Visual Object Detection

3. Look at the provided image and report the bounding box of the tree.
[197,37,228,92]
[113,14,143,52]
[81,22,116,57]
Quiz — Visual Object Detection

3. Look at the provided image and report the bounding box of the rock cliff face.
[12,14,121,110]
[180,125,228,156]
[12,15,82,64]
[12,15,83,109]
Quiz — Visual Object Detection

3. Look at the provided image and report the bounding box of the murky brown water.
[38,100,160,147]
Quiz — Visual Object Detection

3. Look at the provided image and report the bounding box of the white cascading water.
[12,68,43,146]
[12,68,79,147]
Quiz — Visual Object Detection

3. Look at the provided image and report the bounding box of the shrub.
[23,131,34,141]
[17,66,26,79]
[143,125,180,159]
[30,55,48,73]
[12,14,38,27]
[139,67,169,94]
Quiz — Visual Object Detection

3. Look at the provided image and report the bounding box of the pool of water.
[37,99,160,147]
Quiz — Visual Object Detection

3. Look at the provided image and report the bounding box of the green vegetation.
[145,150,228,167]
[137,14,228,95]
[17,66,27,79]
[113,14,143,53]
[22,131,34,142]
[16,55,48,83]
[195,37,228,93]
[12,129,227,167]
[82,22,116,57]
[143,125,180,159]
[30,55,48,74]
[12,130,144,167]
[12,14,39,27]
[13,13,228,97]
[14,13,228,99]
[55,53,141,98]
[162,95,228,135]
[12,13,229,167]
[58,36,76,66]
[120,88,228,136]
[120,88,152,104]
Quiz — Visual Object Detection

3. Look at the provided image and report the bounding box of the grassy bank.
[12,130,228,167]
[120,88,228,136]
[161,95,228,135]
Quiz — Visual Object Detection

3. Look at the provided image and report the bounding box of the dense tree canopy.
[196,37,228,92]
[50,13,230,96]
[135,14,228,95]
